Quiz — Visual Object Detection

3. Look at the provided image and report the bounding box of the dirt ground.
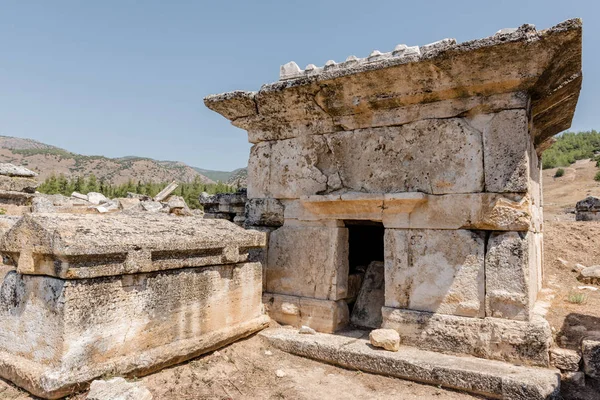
[2,161,600,400]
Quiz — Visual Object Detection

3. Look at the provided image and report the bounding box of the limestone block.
[382,307,552,366]
[262,293,349,333]
[86,192,108,205]
[1,213,266,278]
[87,377,152,400]
[31,196,56,213]
[0,163,37,177]
[582,336,600,379]
[482,110,530,193]
[245,198,285,227]
[0,262,268,399]
[369,329,400,352]
[266,225,348,300]
[549,348,581,372]
[0,175,38,193]
[324,119,484,195]
[350,261,384,329]
[384,229,485,318]
[485,231,535,321]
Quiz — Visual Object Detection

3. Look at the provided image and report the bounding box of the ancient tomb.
[206,19,582,367]
[0,213,268,399]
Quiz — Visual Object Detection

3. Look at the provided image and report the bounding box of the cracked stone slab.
[260,327,561,400]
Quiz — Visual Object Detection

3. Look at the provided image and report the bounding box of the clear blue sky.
[0,1,597,171]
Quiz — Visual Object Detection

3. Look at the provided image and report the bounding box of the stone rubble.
[369,329,400,352]
[549,347,581,372]
[86,377,153,400]
[199,188,247,225]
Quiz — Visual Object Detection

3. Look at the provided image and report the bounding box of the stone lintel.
[260,328,561,400]
[205,19,581,146]
[285,192,535,231]
[0,213,266,278]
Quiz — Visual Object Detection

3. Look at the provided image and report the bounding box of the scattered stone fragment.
[579,265,600,284]
[573,263,586,273]
[557,258,569,267]
[549,347,581,371]
[86,377,153,400]
[0,163,37,177]
[166,195,191,216]
[95,200,119,213]
[153,181,178,202]
[140,200,164,213]
[86,192,108,205]
[298,325,316,335]
[369,329,400,352]
[264,350,272,356]
[31,196,56,213]
[275,369,286,378]
[71,192,89,201]
[117,198,141,211]
[582,336,600,379]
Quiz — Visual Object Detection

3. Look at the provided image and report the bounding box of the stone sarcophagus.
[0,213,268,399]
[206,19,582,367]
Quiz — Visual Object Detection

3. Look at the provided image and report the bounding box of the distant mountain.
[0,135,215,185]
[226,168,248,187]
[193,168,234,183]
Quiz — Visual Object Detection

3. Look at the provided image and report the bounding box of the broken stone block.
[117,197,141,211]
[86,192,108,205]
[482,110,530,193]
[369,329,400,352]
[153,181,178,202]
[351,261,384,329]
[384,229,485,318]
[575,196,600,221]
[0,163,37,177]
[0,213,268,398]
[245,198,284,227]
[579,265,600,284]
[485,231,534,321]
[550,348,581,371]
[266,225,348,300]
[0,175,38,193]
[86,377,152,400]
[31,196,56,213]
[140,200,164,213]
[71,191,89,201]
[582,336,600,379]
[94,200,119,213]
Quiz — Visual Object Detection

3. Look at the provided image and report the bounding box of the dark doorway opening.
[344,221,385,328]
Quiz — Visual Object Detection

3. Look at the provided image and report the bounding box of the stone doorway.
[344,220,385,329]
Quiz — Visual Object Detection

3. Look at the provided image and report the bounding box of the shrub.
[567,292,587,304]
[554,168,565,178]
[595,171,600,182]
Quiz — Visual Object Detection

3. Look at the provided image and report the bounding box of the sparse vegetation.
[567,292,587,304]
[595,171,600,182]
[37,174,235,209]
[542,130,600,169]
[554,168,565,178]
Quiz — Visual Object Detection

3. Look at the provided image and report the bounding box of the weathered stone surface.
[262,293,349,333]
[561,371,585,387]
[382,307,552,366]
[117,197,141,211]
[486,231,535,321]
[351,261,384,329]
[245,198,284,227]
[549,348,581,372]
[0,175,38,193]
[578,265,600,284]
[86,192,108,205]
[369,329,400,352]
[248,119,484,198]
[31,197,56,213]
[384,229,485,318]
[482,110,530,193]
[140,200,164,213]
[0,262,268,399]
[298,325,316,335]
[582,336,600,379]
[71,191,89,201]
[1,213,266,278]
[206,20,581,147]
[261,328,561,400]
[266,225,348,300]
[153,181,178,202]
[0,163,37,177]
[87,377,152,400]
[576,196,600,222]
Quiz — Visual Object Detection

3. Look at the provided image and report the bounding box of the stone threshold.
[260,327,561,400]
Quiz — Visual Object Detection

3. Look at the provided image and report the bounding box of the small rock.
[557,258,569,267]
[31,197,56,213]
[275,369,286,378]
[298,325,316,335]
[562,371,585,387]
[369,329,400,352]
[579,265,600,284]
[140,201,164,213]
[86,377,152,400]
[550,348,581,371]
[87,192,108,205]
[573,263,586,273]
[578,286,598,291]
[264,350,272,356]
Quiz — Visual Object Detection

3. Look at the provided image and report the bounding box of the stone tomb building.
[206,19,582,367]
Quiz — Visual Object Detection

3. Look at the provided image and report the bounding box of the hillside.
[0,135,216,185]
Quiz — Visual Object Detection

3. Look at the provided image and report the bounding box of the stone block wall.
[206,19,582,365]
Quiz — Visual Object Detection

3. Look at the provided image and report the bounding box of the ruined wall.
[206,19,582,366]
